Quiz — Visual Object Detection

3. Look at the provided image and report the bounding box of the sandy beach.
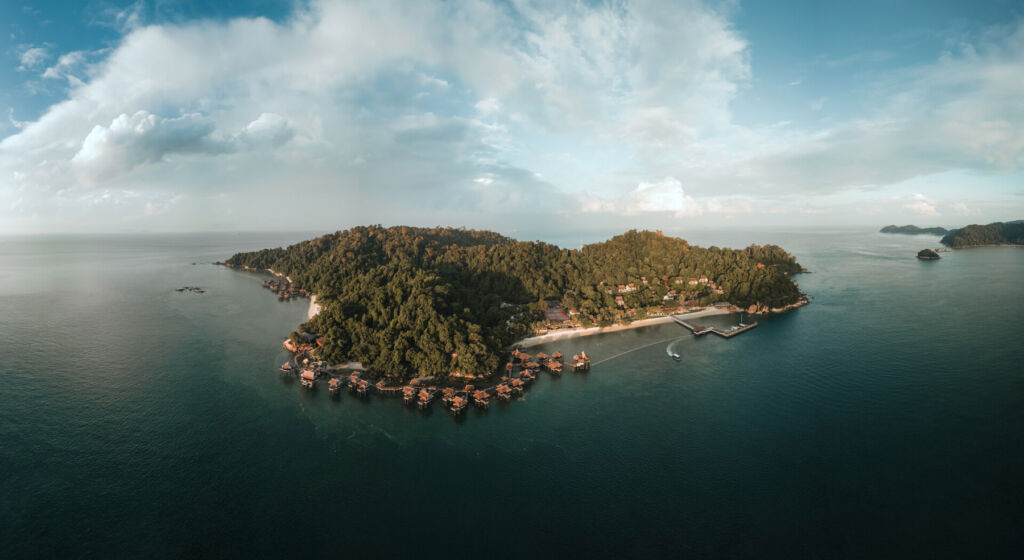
[308,294,321,319]
[514,307,733,348]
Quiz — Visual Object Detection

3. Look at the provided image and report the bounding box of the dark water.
[1,230,1022,558]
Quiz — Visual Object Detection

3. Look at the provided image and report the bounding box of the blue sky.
[1,0,1022,234]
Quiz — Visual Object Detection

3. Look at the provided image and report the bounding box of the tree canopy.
[226,226,805,379]
[940,221,1024,248]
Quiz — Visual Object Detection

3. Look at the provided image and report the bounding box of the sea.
[1,229,1022,558]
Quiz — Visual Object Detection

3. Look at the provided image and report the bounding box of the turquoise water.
[1,230,1022,558]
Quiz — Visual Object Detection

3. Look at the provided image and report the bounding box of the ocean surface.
[1,229,1022,558]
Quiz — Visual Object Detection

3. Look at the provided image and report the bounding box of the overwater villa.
[300,369,317,389]
[417,389,434,409]
[328,378,342,396]
[449,395,468,415]
[402,385,416,404]
[347,373,362,393]
[495,383,513,401]
[573,351,591,372]
[472,390,490,408]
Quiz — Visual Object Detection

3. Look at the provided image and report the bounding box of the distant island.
[917,249,940,260]
[940,220,1024,248]
[880,225,948,235]
[224,227,807,383]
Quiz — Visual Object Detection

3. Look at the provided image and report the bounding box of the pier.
[671,316,758,339]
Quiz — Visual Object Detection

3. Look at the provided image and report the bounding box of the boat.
[671,353,681,362]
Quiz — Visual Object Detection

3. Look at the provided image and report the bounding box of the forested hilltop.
[940,221,1024,248]
[880,225,948,235]
[226,226,804,379]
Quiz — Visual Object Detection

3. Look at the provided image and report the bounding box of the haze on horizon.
[1,0,1022,235]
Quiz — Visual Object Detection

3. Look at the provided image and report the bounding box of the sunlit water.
[1,230,1022,558]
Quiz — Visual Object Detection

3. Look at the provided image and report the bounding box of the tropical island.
[939,220,1024,248]
[224,226,807,386]
[880,225,949,235]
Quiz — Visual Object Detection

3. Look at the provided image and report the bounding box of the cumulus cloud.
[0,0,1022,233]
[583,176,753,219]
[71,111,228,181]
[239,113,295,148]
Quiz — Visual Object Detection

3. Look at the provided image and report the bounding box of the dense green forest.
[226,226,804,379]
[880,225,948,235]
[940,221,1024,248]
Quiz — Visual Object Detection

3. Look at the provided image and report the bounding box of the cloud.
[239,113,295,147]
[583,176,752,218]
[948,201,980,216]
[0,1,1022,233]
[0,0,752,230]
[17,46,49,70]
[903,193,940,216]
[71,111,228,181]
[729,23,1024,195]
[41,51,87,82]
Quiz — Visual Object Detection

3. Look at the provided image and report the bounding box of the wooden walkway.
[671,315,758,339]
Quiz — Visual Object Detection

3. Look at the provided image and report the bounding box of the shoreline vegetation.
[879,220,1023,248]
[880,224,949,235]
[222,226,809,411]
[940,220,1024,248]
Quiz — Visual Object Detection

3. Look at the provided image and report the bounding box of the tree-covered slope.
[940,221,1024,248]
[225,226,804,378]
[880,225,948,235]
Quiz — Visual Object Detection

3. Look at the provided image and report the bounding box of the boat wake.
[590,335,681,367]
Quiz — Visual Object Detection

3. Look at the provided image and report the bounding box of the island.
[939,220,1024,248]
[881,225,949,235]
[917,249,941,260]
[223,226,808,408]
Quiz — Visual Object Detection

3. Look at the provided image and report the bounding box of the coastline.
[514,307,732,348]
[950,244,1024,249]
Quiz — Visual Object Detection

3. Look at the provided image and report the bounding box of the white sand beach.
[308,295,321,319]
[514,307,733,348]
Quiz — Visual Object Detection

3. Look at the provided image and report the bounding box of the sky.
[1,0,1023,235]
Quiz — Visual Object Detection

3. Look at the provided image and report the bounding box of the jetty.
[671,316,758,339]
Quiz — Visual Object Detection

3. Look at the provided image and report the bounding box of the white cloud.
[903,193,940,216]
[18,46,49,70]
[239,113,295,148]
[474,98,501,117]
[42,51,87,83]
[949,201,980,216]
[0,1,1022,232]
[71,111,228,182]
[583,176,753,219]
